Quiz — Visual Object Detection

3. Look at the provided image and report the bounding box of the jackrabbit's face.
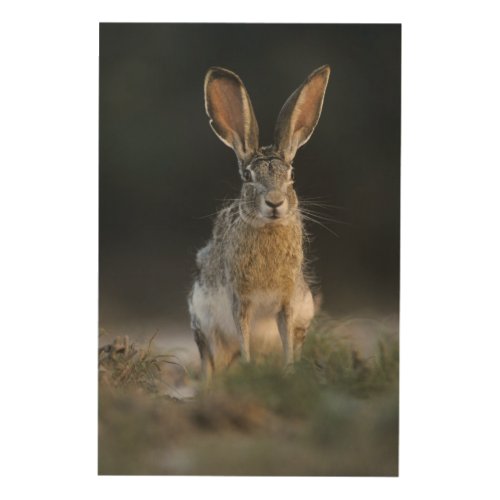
[204,65,330,224]
[240,156,297,223]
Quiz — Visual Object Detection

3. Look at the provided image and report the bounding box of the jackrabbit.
[189,65,331,381]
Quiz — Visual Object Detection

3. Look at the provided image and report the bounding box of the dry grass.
[99,332,191,396]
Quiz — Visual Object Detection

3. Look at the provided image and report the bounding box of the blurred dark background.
[99,23,400,334]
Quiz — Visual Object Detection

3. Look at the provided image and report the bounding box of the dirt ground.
[98,313,399,476]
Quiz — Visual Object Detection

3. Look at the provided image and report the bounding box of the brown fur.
[209,198,303,298]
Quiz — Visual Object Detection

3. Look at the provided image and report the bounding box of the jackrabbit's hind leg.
[293,327,307,362]
[193,328,215,385]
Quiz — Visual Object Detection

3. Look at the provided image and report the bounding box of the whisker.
[299,208,350,226]
[299,212,340,238]
[303,217,339,238]
[195,199,253,220]
[299,200,347,210]
[193,210,223,220]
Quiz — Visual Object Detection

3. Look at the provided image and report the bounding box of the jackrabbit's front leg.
[293,327,307,362]
[232,295,252,362]
[278,305,294,366]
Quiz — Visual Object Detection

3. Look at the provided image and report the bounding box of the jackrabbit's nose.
[265,198,284,208]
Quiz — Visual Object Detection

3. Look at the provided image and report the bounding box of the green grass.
[98,316,399,476]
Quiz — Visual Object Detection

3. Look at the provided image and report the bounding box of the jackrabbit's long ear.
[204,67,259,164]
[274,65,331,163]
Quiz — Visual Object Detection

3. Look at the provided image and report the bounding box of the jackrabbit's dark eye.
[243,169,252,182]
[290,169,295,181]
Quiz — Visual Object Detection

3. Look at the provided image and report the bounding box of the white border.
[2,1,499,498]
